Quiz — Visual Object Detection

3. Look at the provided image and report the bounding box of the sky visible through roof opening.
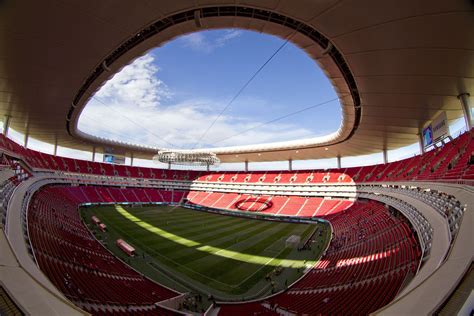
[78,29,342,150]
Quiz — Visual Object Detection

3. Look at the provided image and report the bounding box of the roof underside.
[0,0,473,163]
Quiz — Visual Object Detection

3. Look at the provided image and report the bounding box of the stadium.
[0,1,473,315]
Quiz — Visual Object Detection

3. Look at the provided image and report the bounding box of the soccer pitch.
[81,204,330,299]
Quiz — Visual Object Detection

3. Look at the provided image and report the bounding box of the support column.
[337,156,341,169]
[418,132,425,154]
[53,138,58,156]
[288,159,293,172]
[3,115,11,136]
[91,146,96,162]
[458,93,472,130]
[206,164,210,172]
[383,149,388,164]
[244,160,249,172]
[168,162,171,170]
[130,152,134,166]
[24,131,29,148]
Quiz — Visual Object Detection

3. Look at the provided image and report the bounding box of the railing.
[357,192,432,264]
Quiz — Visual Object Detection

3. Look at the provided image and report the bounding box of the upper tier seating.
[0,129,472,185]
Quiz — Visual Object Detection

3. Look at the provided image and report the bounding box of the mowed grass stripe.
[218,224,315,286]
[137,207,234,223]
[96,214,236,290]
[183,221,292,271]
[126,207,245,235]
[119,211,273,261]
[190,222,298,275]
[107,207,303,291]
[158,219,271,257]
[141,213,244,236]
[168,220,275,261]
[187,226,297,288]
[130,207,240,227]
[87,205,324,296]
[136,214,242,243]
[113,206,310,267]
[120,212,263,254]
[102,208,243,246]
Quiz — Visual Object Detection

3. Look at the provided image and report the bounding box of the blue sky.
[78,29,341,149]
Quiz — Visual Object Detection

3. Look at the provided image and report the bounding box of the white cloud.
[79,100,314,149]
[180,30,242,53]
[79,52,315,150]
[96,54,171,108]
[215,30,242,46]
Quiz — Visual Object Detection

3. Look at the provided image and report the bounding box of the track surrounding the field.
[82,205,328,298]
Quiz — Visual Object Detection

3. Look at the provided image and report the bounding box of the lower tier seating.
[27,186,181,315]
[26,186,420,315]
[186,191,354,217]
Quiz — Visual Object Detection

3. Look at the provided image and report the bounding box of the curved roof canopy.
[0,0,473,163]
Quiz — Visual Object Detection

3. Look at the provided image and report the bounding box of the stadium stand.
[0,130,472,184]
[27,186,182,315]
[20,181,424,315]
[0,130,472,315]
[217,200,420,315]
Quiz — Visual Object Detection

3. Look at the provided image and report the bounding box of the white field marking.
[115,205,308,268]
[234,246,288,287]
[113,209,295,291]
[106,211,236,288]
[196,221,284,259]
[170,219,274,260]
[212,224,310,287]
[234,230,315,287]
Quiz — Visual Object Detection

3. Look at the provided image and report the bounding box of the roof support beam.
[458,93,472,130]
[288,159,293,171]
[91,146,96,162]
[130,152,134,166]
[2,115,11,137]
[245,160,249,172]
[53,138,58,156]
[337,156,342,169]
[418,132,425,154]
[194,10,202,28]
[24,130,29,149]
[383,149,388,164]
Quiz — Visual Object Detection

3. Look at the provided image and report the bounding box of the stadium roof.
[0,0,473,163]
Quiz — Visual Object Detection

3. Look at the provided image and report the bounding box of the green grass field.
[81,204,330,300]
